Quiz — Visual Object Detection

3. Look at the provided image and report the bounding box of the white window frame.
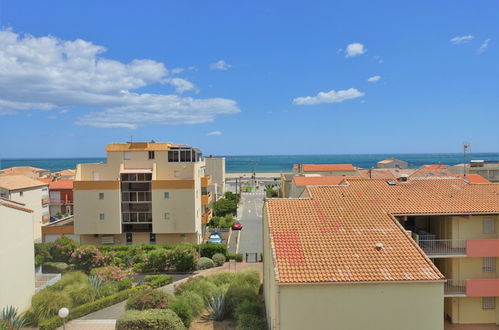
[164,192,170,199]
[99,213,105,221]
[124,152,131,160]
[164,212,170,220]
[483,218,495,234]
[482,297,496,310]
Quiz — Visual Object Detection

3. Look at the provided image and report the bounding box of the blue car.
[207,232,222,244]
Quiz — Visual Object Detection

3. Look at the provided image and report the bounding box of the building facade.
[49,179,74,217]
[0,199,35,312]
[204,157,226,200]
[376,158,409,169]
[0,175,49,241]
[74,142,212,245]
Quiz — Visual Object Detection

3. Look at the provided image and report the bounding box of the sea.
[1,153,498,173]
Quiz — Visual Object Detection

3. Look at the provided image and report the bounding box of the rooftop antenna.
[129,135,133,143]
[463,142,471,177]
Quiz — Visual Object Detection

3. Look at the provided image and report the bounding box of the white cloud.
[293,88,365,105]
[367,75,381,83]
[345,43,366,57]
[207,131,222,136]
[0,29,240,127]
[450,35,474,44]
[59,109,69,114]
[47,115,57,119]
[171,67,184,74]
[210,60,232,71]
[477,39,491,54]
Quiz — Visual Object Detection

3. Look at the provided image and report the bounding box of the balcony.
[49,198,73,205]
[121,191,152,202]
[202,208,213,224]
[201,175,212,187]
[42,198,50,206]
[202,192,212,206]
[122,212,152,223]
[444,278,499,297]
[418,239,467,257]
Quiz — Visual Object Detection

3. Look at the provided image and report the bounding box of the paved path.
[237,190,265,259]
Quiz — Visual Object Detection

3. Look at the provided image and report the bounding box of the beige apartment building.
[0,175,49,241]
[450,161,499,182]
[265,178,499,328]
[204,156,226,200]
[0,199,35,312]
[74,142,213,245]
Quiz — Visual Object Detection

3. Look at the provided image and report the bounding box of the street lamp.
[58,307,69,329]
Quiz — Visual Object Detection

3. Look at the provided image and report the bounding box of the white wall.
[6,186,47,241]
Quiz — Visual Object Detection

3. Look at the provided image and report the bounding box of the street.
[236,190,265,258]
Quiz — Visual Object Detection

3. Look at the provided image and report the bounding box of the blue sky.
[0,0,497,158]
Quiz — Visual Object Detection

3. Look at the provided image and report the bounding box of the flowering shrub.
[92,266,133,282]
[70,247,112,272]
[125,289,175,310]
[50,237,79,263]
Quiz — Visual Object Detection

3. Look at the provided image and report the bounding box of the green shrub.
[42,262,69,274]
[199,243,227,258]
[211,253,226,266]
[97,282,119,298]
[206,272,236,286]
[170,298,194,328]
[234,299,264,320]
[50,271,88,290]
[88,275,103,292]
[225,286,259,315]
[66,283,97,306]
[70,246,111,272]
[91,265,132,281]
[207,290,228,321]
[226,253,243,262]
[170,245,198,272]
[0,306,28,329]
[35,243,52,264]
[116,309,185,330]
[118,277,133,291]
[143,249,173,272]
[177,291,204,317]
[38,285,148,330]
[237,313,267,330]
[126,289,175,310]
[49,237,78,263]
[143,274,173,288]
[174,277,216,300]
[31,290,71,323]
[232,270,260,291]
[196,257,215,270]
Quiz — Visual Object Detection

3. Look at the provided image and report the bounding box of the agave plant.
[0,306,28,329]
[207,291,228,321]
[88,275,103,292]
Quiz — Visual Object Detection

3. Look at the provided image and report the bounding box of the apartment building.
[0,175,49,241]
[292,163,360,176]
[376,157,409,169]
[450,161,499,182]
[0,199,35,312]
[0,166,50,178]
[48,179,74,217]
[204,156,226,200]
[264,178,499,328]
[74,142,213,245]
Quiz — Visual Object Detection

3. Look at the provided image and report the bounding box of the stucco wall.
[74,189,122,234]
[7,186,46,241]
[0,205,35,312]
[277,281,443,330]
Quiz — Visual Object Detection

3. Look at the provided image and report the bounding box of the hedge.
[38,285,148,330]
[116,309,185,330]
[199,243,227,258]
[226,253,243,262]
[41,262,70,274]
[143,275,173,288]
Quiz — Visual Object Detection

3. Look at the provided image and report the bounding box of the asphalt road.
[237,190,265,259]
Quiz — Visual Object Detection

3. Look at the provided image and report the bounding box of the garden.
[0,237,246,329]
[208,192,240,229]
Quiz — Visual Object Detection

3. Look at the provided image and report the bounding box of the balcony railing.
[122,212,152,223]
[202,208,213,224]
[201,175,212,187]
[121,191,152,202]
[418,239,466,257]
[49,198,73,205]
[445,279,466,297]
[202,192,212,206]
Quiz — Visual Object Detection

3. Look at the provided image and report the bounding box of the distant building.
[0,175,49,241]
[204,157,225,200]
[449,161,499,182]
[49,179,74,217]
[376,158,408,169]
[74,142,212,245]
[264,178,499,328]
[0,199,35,312]
[42,216,78,243]
[288,176,347,198]
[0,166,50,178]
[53,169,76,180]
[292,163,360,176]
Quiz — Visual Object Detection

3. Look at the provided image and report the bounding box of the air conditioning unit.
[101,236,114,244]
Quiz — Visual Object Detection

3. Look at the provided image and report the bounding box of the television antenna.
[463,142,471,177]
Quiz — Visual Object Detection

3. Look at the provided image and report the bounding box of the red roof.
[456,174,490,184]
[422,164,448,170]
[49,179,74,190]
[302,164,356,172]
[37,178,53,184]
[293,176,347,186]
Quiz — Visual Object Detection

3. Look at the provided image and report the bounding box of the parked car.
[232,222,243,230]
[207,232,222,244]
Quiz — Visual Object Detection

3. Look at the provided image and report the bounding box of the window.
[99,213,105,220]
[483,257,496,272]
[482,297,496,310]
[126,233,133,245]
[164,192,170,199]
[124,152,131,160]
[483,218,495,234]
[174,171,180,178]
[99,193,104,200]
[148,151,155,159]
[42,187,48,192]
[164,212,170,220]
[19,191,23,197]
[149,233,156,244]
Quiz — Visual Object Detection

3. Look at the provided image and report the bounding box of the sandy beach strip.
[226,172,286,179]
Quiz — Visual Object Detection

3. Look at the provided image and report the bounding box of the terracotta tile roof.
[456,174,490,184]
[422,164,448,170]
[266,178,499,284]
[0,175,48,190]
[37,178,53,184]
[302,164,356,172]
[55,169,76,176]
[105,142,175,152]
[293,176,347,186]
[0,166,48,176]
[49,179,74,190]
[409,167,455,178]
[358,169,397,180]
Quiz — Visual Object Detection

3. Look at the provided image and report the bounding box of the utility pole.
[463,142,471,177]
